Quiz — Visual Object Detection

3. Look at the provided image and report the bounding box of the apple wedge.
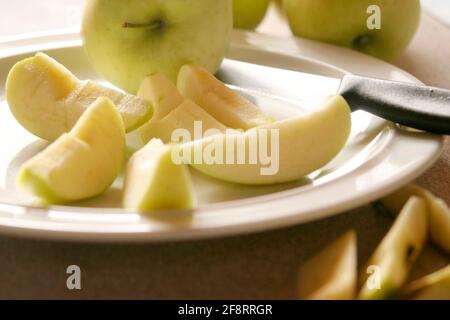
[381,184,450,254]
[18,97,125,203]
[137,73,185,121]
[139,100,228,144]
[358,197,428,300]
[177,64,274,130]
[402,265,450,300]
[297,231,357,300]
[6,53,152,141]
[123,139,196,212]
[178,95,351,185]
[136,73,227,144]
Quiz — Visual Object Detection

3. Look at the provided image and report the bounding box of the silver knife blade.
[217,59,342,107]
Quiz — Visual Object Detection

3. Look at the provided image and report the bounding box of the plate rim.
[0,30,445,242]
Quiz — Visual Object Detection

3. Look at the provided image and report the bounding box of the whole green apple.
[82,0,232,94]
[233,0,271,30]
[284,0,421,61]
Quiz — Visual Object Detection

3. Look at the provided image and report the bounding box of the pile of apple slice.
[297,184,450,300]
[6,52,352,211]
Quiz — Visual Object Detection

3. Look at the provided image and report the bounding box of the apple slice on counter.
[139,100,227,144]
[297,231,357,300]
[402,265,450,300]
[177,64,274,130]
[358,197,428,300]
[381,184,450,254]
[6,53,152,141]
[18,97,125,203]
[179,95,351,185]
[123,139,196,212]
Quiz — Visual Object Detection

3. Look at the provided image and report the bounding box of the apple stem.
[122,20,164,30]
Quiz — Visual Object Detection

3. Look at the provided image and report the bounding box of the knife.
[217,59,450,135]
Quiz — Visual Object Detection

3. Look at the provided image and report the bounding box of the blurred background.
[0,0,449,37]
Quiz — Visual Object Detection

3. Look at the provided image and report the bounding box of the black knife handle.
[338,75,450,135]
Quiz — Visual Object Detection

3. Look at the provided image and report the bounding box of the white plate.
[0,30,444,242]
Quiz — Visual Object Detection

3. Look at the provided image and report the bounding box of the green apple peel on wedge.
[381,184,450,254]
[123,139,196,212]
[6,53,152,141]
[18,97,125,203]
[358,197,428,300]
[297,231,357,300]
[178,95,351,185]
[177,64,274,130]
[82,0,232,94]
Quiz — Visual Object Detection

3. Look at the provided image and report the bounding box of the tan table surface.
[0,6,449,299]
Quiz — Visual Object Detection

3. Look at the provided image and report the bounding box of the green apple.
[358,197,428,300]
[381,184,450,254]
[18,97,125,203]
[297,231,357,300]
[6,53,152,141]
[82,0,232,94]
[403,265,450,300]
[180,95,351,185]
[178,64,274,130]
[140,100,227,144]
[233,0,270,30]
[123,139,196,212]
[283,0,421,61]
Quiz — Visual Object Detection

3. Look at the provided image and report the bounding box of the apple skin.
[283,0,421,61]
[82,0,232,94]
[233,0,270,30]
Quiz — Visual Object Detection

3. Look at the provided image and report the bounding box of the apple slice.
[137,73,185,121]
[177,64,274,130]
[297,231,357,300]
[358,197,428,300]
[139,100,227,144]
[123,139,196,212]
[6,53,152,141]
[402,265,450,300]
[18,97,125,203]
[178,95,351,185]
[381,184,450,254]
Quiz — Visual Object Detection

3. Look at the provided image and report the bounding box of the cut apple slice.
[139,100,227,144]
[18,97,125,203]
[403,265,450,300]
[123,139,196,212]
[6,53,152,141]
[177,64,274,130]
[297,231,357,300]
[381,184,450,254]
[358,197,428,300]
[137,73,185,121]
[178,95,351,185]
